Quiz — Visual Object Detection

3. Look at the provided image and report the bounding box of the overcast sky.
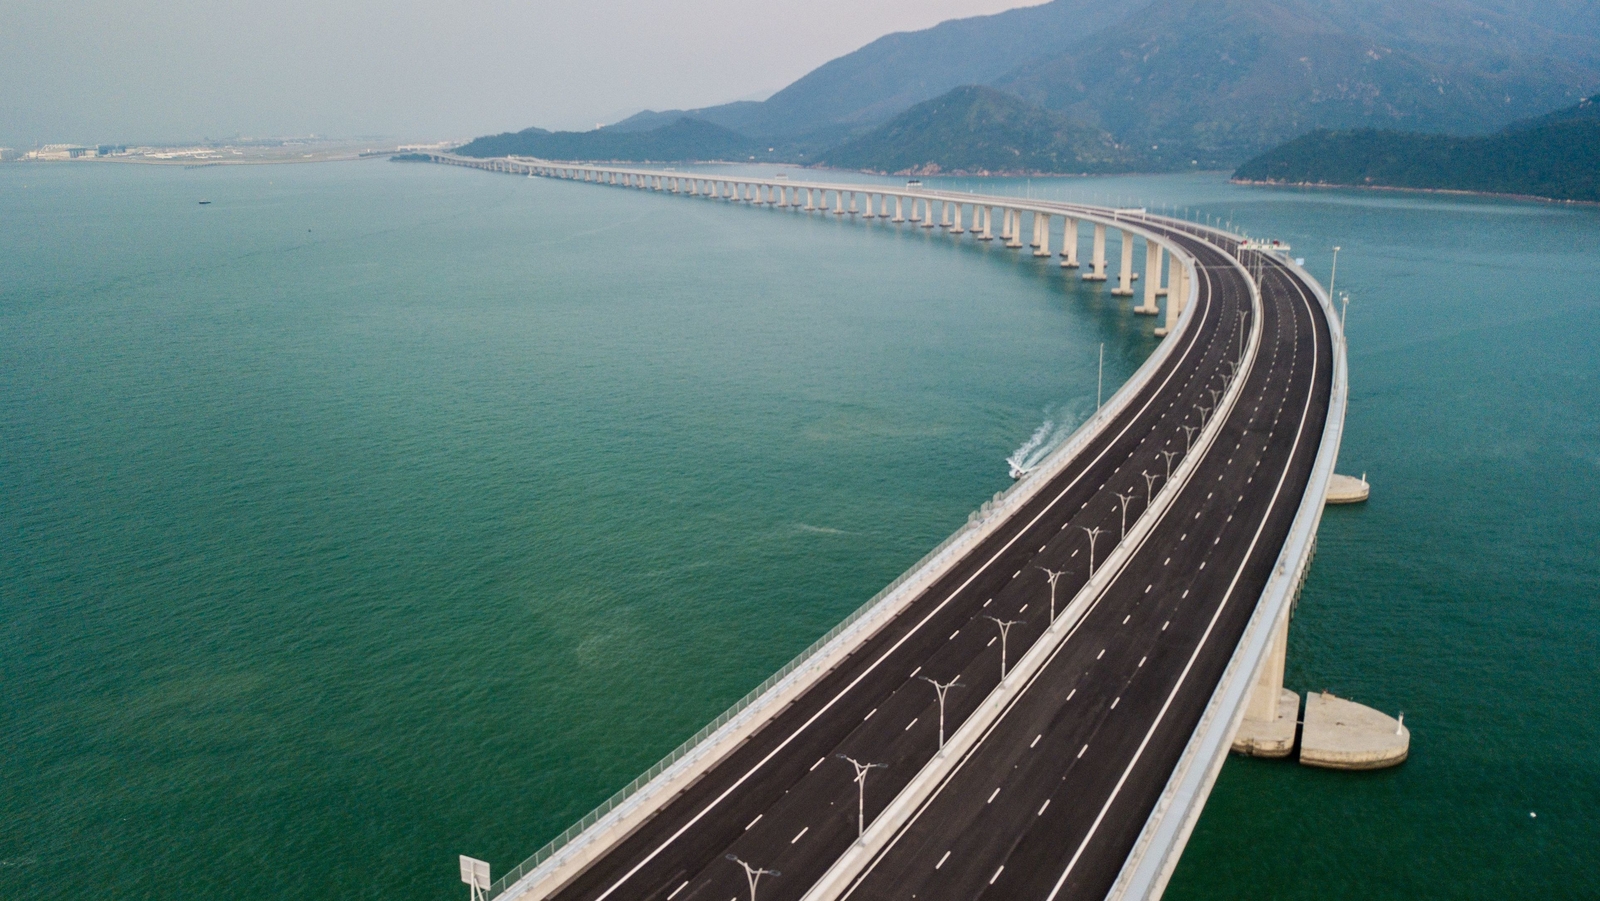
[0,0,1042,146]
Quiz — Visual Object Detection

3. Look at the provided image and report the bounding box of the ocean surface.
[1,160,1595,900]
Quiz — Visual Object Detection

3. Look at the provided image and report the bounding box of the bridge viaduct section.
[425,155,1346,901]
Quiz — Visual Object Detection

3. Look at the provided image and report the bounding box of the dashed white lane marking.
[1096,649,1105,659]
[1139,656,1147,667]
[950,630,961,640]
[864,708,877,720]
[1078,744,1089,758]
[909,666,922,679]
[988,787,1001,804]
[987,637,997,647]
[983,599,992,607]
[1067,688,1076,700]
[936,851,951,870]
[990,865,1005,885]
[1181,589,1190,598]
[1031,734,1042,748]
[1111,697,1120,709]
[668,881,689,899]
[905,717,918,731]
[745,814,762,830]
[791,826,808,843]
[1019,603,1029,613]
[1122,615,1130,625]
[1038,799,1051,815]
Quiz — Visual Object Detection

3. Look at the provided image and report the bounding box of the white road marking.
[936,851,950,870]
[745,814,762,830]
[669,881,689,899]
[792,826,808,844]
[988,788,1001,804]
[1038,799,1051,815]
[1031,734,1042,748]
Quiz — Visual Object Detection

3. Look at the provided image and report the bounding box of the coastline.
[1230,177,1600,207]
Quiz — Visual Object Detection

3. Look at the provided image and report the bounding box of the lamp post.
[726,855,779,901]
[1160,449,1178,480]
[1181,425,1198,452]
[1097,343,1105,411]
[984,616,1023,678]
[1142,470,1160,507]
[1195,403,1212,424]
[1329,245,1341,298]
[1081,525,1107,576]
[1038,566,1067,622]
[1115,491,1135,538]
[919,676,963,750]
[836,755,887,840]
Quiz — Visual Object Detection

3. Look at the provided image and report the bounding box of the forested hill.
[452,118,761,162]
[1232,96,1600,202]
[817,86,1135,175]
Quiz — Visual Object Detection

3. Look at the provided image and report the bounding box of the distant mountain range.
[817,87,1134,175]
[1233,95,1600,201]
[453,0,1600,169]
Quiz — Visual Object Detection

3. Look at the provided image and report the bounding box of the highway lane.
[832,244,1331,901]
[527,207,1263,901]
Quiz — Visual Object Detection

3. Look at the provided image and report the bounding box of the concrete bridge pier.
[1113,230,1136,296]
[1232,612,1298,757]
[833,190,846,215]
[940,202,952,229]
[1137,242,1163,314]
[909,198,923,223]
[1005,210,1024,248]
[1034,214,1053,257]
[1061,218,1080,267]
[980,206,995,240]
[950,203,965,234]
[891,196,904,222]
[862,193,876,218]
[922,200,938,227]
[1084,223,1109,281]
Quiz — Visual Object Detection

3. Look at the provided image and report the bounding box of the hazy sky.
[1,0,1041,146]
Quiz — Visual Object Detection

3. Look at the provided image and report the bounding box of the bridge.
[428,154,1351,901]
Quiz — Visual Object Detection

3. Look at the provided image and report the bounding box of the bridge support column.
[1061,218,1079,267]
[922,200,937,227]
[1007,210,1024,248]
[950,203,965,234]
[862,193,876,218]
[891,196,904,222]
[1232,610,1297,758]
[1137,242,1163,314]
[980,206,994,240]
[1084,223,1108,281]
[940,201,951,228]
[1030,212,1042,249]
[1113,230,1136,296]
[908,197,922,223]
[1034,214,1052,257]
[1156,260,1185,337]
[833,190,845,215]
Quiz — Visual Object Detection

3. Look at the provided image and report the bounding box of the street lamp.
[1115,491,1135,538]
[1081,525,1107,576]
[919,675,964,750]
[1160,449,1178,481]
[1195,403,1212,424]
[984,616,1024,678]
[1038,566,1067,622]
[1142,470,1160,507]
[726,855,779,901]
[1180,424,1198,452]
[836,755,887,840]
[1329,245,1341,298]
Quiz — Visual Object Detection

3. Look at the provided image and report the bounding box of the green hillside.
[818,86,1134,175]
[1233,96,1600,201]
[452,118,762,162]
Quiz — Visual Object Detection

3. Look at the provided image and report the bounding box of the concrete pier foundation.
[1034,214,1052,257]
[1061,218,1079,268]
[1300,692,1410,770]
[1084,223,1108,281]
[951,204,965,234]
[1005,210,1023,248]
[1112,230,1135,296]
[1326,474,1370,504]
[922,200,937,228]
[1137,242,1163,314]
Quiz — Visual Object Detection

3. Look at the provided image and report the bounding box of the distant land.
[452,118,763,163]
[816,86,1135,176]
[1234,96,1600,202]
[452,0,1600,169]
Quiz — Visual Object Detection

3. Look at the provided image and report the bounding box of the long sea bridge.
[428,153,1365,901]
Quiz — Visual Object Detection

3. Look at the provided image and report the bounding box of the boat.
[1009,462,1030,480]
[198,200,211,205]
[905,179,922,187]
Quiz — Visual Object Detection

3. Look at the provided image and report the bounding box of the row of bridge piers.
[453,156,1192,338]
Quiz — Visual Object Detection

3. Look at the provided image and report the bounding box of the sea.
[2,159,1596,900]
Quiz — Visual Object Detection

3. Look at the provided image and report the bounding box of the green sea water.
[1,161,1595,899]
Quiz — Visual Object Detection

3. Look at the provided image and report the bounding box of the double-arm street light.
[1115,490,1136,538]
[984,616,1024,679]
[1038,566,1067,622]
[1142,470,1160,507]
[919,675,964,750]
[1160,449,1179,481]
[836,755,888,840]
[1082,525,1107,577]
[725,855,779,901]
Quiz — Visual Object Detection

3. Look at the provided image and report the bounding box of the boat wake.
[1006,404,1089,479]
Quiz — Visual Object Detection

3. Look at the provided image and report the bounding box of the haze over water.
[2,161,1595,899]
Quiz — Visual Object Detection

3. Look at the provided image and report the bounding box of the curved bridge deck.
[427,157,1344,901]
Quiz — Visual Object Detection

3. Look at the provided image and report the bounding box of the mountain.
[452,118,763,162]
[818,86,1135,174]
[455,0,1600,167]
[996,0,1600,164]
[1232,95,1600,201]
